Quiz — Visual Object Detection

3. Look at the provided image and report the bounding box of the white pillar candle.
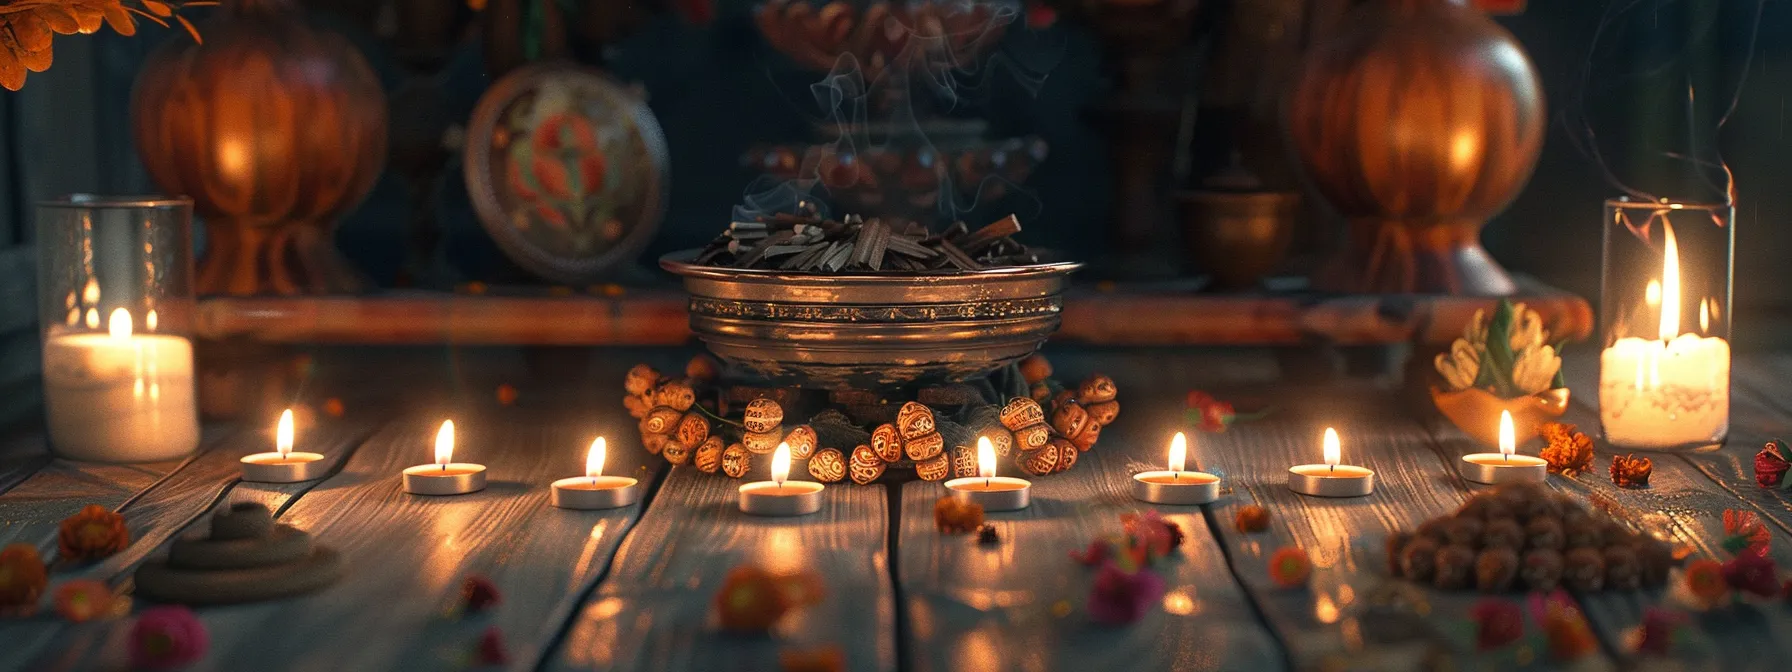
[42,308,199,462]
[1599,222,1729,449]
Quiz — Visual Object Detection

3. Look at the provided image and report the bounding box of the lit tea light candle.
[402,420,487,495]
[240,409,328,482]
[552,437,640,510]
[1287,428,1375,497]
[944,437,1032,511]
[1460,410,1547,485]
[1599,221,1730,449]
[1132,432,1221,505]
[738,443,824,516]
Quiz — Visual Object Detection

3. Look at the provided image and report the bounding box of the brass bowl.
[662,251,1080,389]
[1431,387,1570,448]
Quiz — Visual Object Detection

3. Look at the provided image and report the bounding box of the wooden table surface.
[3,349,1791,672]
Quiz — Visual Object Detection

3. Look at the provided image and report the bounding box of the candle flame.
[1498,410,1515,458]
[107,308,131,339]
[1168,432,1188,472]
[586,436,606,479]
[771,442,791,486]
[1323,428,1341,467]
[1699,297,1711,333]
[435,420,454,466]
[276,409,294,458]
[1659,222,1681,341]
[977,436,996,479]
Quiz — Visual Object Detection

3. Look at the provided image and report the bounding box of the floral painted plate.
[464,62,668,283]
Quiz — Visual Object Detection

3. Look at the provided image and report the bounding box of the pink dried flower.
[129,606,208,670]
[1087,562,1165,625]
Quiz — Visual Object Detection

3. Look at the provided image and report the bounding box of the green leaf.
[1550,339,1568,390]
[1483,300,1518,397]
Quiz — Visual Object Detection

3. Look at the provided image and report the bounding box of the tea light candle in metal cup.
[1132,431,1220,505]
[1461,410,1547,485]
[403,420,487,495]
[1288,427,1375,497]
[240,409,328,482]
[552,436,640,509]
[944,437,1031,511]
[738,442,824,516]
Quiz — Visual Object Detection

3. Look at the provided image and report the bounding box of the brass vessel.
[662,251,1080,389]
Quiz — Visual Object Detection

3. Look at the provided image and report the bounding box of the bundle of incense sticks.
[694,214,1039,272]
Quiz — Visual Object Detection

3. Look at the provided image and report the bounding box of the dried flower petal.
[59,504,129,561]
[53,579,112,622]
[1610,454,1652,488]
[933,496,984,535]
[1539,423,1594,477]
[1087,562,1165,625]
[1755,440,1790,488]
[1684,559,1729,606]
[1723,509,1772,558]
[1268,547,1312,588]
[460,575,501,613]
[1722,552,1779,598]
[0,543,47,610]
[1470,599,1525,650]
[130,606,208,670]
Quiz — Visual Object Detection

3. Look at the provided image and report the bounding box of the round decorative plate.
[464,62,669,283]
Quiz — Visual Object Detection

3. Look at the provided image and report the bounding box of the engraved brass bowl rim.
[661,249,1081,388]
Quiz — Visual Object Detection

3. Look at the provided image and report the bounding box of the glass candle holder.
[1598,197,1732,450]
[37,195,200,463]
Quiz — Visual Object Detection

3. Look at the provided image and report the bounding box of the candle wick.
[985,477,990,488]
[1173,471,1179,482]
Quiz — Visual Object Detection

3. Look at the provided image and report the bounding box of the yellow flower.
[1435,339,1482,391]
[1511,344,1561,395]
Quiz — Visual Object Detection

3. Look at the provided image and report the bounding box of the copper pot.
[1431,387,1570,448]
[1175,189,1300,289]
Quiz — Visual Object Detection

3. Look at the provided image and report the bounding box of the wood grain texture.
[546,467,895,672]
[1539,352,1792,667]
[1204,401,1617,669]
[165,420,661,672]
[0,433,51,497]
[0,421,376,672]
[897,447,1286,672]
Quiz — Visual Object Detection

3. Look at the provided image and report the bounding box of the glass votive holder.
[1598,197,1732,450]
[37,195,200,462]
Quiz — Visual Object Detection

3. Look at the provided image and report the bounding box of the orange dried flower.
[1684,559,1729,606]
[1610,454,1652,488]
[1542,602,1598,660]
[0,543,48,609]
[1234,505,1271,533]
[1268,547,1312,587]
[53,579,113,622]
[933,496,985,535]
[1539,422,1595,477]
[2,1,211,90]
[59,504,129,561]
[714,564,824,633]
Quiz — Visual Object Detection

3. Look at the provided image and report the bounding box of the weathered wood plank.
[1546,352,1792,667]
[1205,392,1619,670]
[139,420,665,672]
[546,467,895,672]
[0,421,376,672]
[897,445,1286,672]
[0,433,51,497]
